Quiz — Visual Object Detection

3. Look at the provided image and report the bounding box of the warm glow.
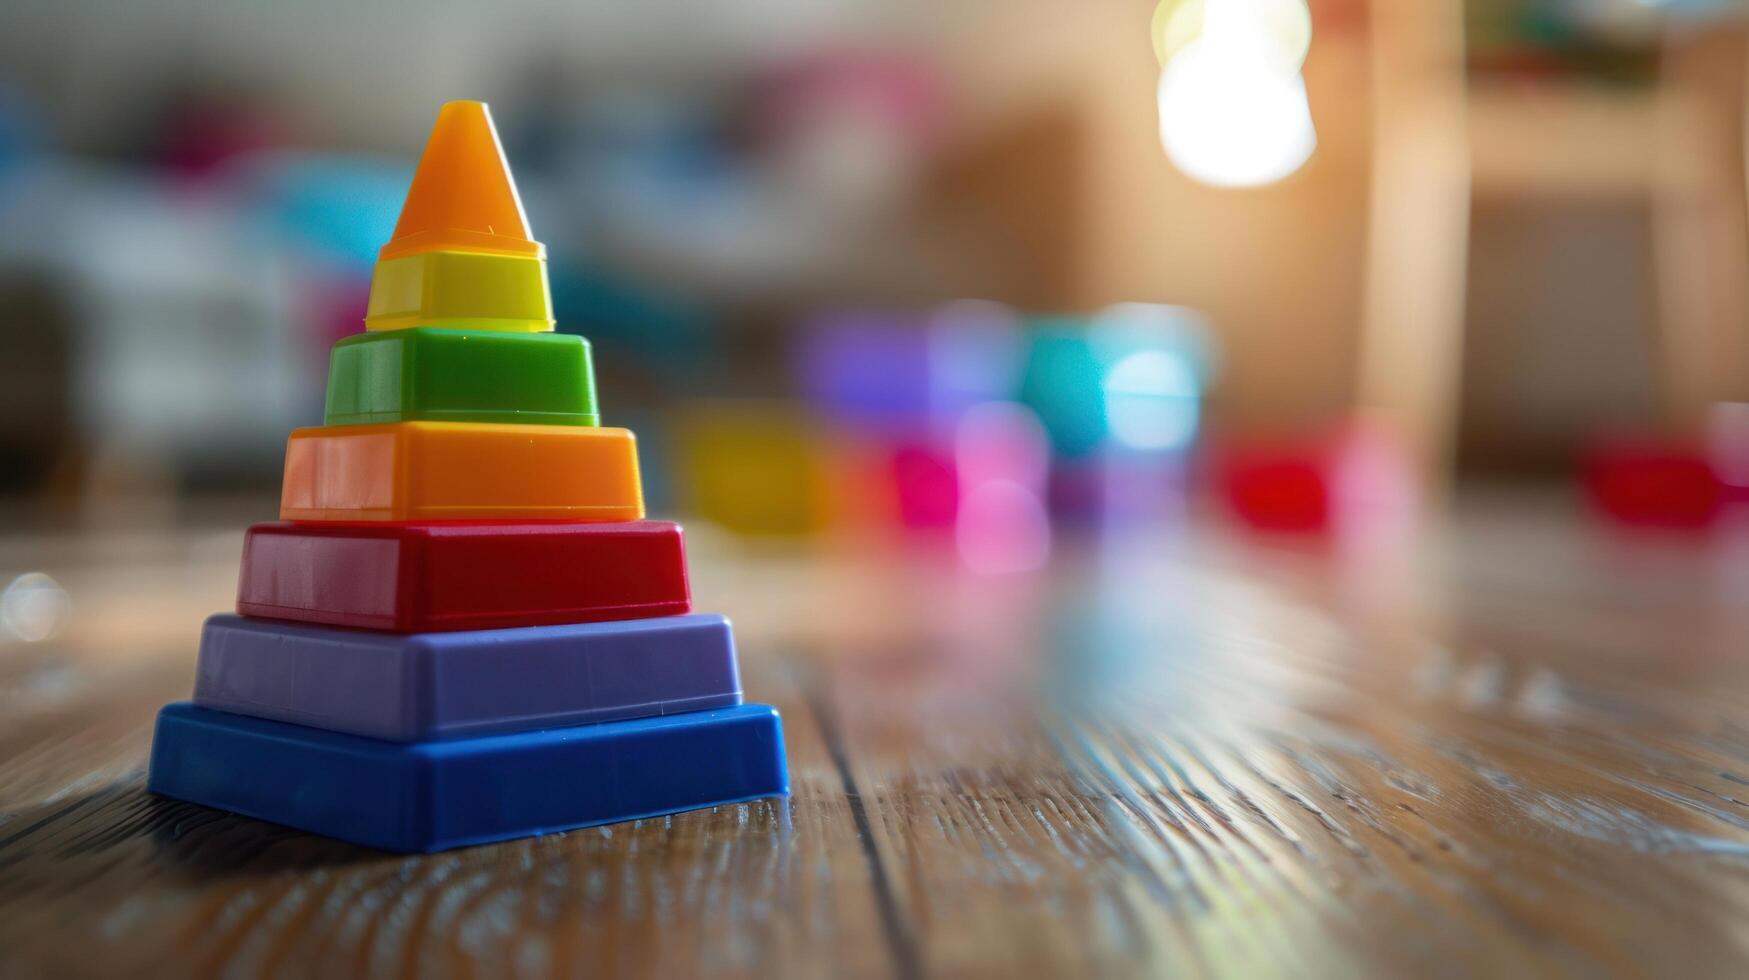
[1155,0,1316,188]
[1152,0,1312,73]
[2,572,70,642]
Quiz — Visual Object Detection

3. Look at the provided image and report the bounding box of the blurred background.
[11,5,1749,972]
[2,0,1749,646]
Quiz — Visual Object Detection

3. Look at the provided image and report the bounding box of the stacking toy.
[236,520,691,631]
[149,101,789,852]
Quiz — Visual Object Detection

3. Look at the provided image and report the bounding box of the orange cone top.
[380,101,543,261]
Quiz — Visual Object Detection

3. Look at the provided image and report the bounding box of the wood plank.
[821,518,1749,976]
[5,504,1749,975]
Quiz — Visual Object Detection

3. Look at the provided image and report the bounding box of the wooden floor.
[3,493,1749,978]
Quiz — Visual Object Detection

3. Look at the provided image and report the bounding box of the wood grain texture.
[0,645,888,978]
[3,498,1749,977]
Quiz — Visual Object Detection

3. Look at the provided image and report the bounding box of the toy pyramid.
[147,102,789,853]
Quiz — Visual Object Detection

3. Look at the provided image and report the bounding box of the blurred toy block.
[795,303,1023,431]
[1021,307,1212,465]
[195,613,740,741]
[889,441,960,530]
[795,311,934,428]
[953,402,1052,573]
[671,400,833,536]
[279,421,643,521]
[1708,402,1749,508]
[1218,422,1416,534]
[325,328,597,426]
[1047,450,1189,527]
[1022,307,1210,525]
[149,701,788,853]
[1019,320,1109,460]
[237,520,690,632]
[1583,436,1723,529]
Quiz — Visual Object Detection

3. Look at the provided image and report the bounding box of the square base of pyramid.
[147,702,789,853]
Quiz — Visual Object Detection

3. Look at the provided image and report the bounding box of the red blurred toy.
[1583,437,1725,530]
[1217,422,1415,535]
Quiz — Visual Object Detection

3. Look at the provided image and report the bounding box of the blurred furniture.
[1364,3,1749,476]
[1356,0,1471,479]
[4,497,1749,975]
[0,164,317,507]
[0,274,75,494]
[1470,28,1749,460]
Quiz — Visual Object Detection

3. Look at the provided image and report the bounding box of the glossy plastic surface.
[238,519,689,631]
[194,613,740,741]
[279,422,643,522]
[379,101,540,261]
[365,250,553,333]
[148,701,790,853]
[325,328,597,427]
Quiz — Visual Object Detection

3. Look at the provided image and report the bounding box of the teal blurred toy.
[1019,305,1213,458]
[1019,319,1108,460]
[1020,305,1214,523]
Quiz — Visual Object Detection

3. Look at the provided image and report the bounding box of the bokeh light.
[1154,0,1316,188]
[1151,0,1312,74]
[955,402,1052,574]
[2,572,71,643]
[1157,41,1316,188]
[1102,349,1201,452]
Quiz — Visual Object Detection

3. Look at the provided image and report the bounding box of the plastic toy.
[151,702,787,853]
[366,249,554,332]
[279,421,644,521]
[194,613,742,740]
[672,400,833,537]
[326,328,598,426]
[1584,436,1724,529]
[148,100,789,851]
[1218,422,1414,535]
[236,519,691,631]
